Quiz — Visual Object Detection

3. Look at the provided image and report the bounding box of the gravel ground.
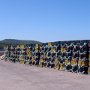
[0,59,90,90]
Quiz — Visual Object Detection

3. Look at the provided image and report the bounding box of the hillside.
[0,39,42,50]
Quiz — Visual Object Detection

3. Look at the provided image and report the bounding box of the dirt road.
[0,59,90,90]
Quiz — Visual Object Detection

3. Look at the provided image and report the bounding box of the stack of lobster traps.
[4,40,90,74]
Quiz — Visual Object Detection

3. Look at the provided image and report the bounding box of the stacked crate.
[18,45,24,64]
[4,46,10,61]
[88,41,90,74]
[10,46,15,62]
[60,42,67,71]
[35,44,40,66]
[71,41,79,73]
[54,42,60,70]
[4,40,90,74]
[46,42,53,68]
[15,45,21,63]
[78,41,89,74]
[29,45,34,65]
[39,44,45,67]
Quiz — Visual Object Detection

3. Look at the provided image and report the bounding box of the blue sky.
[0,0,90,42]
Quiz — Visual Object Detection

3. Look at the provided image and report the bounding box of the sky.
[0,0,90,42]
